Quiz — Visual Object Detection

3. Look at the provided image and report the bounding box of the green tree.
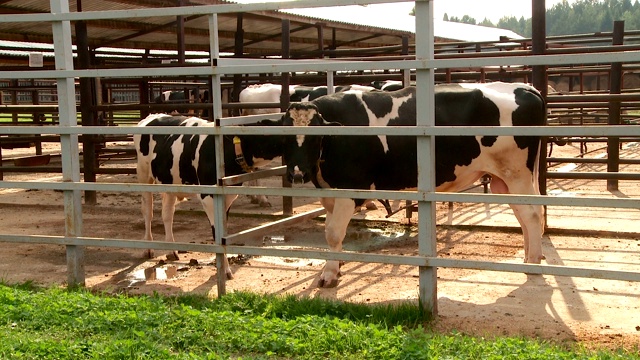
[479,18,495,27]
[425,0,640,36]
[460,15,477,25]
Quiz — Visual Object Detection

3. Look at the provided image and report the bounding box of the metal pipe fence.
[0,0,639,317]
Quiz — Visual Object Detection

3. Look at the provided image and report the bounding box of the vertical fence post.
[231,14,244,117]
[281,19,293,216]
[76,15,97,205]
[414,0,437,317]
[51,0,85,286]
[209,12,227,296]
[532,0,548,208]
[607,21,624,191]
[401,35,411,85]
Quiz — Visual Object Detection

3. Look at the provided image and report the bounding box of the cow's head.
[282,103,337,184]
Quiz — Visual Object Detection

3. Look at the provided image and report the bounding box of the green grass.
[0,282,637,359]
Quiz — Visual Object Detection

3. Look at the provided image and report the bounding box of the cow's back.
[239,83,295,115]
[308,83,545,191]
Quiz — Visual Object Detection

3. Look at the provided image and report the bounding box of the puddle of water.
[344,227,414,251]
[253,255,325,267]
[263,235,286,244]
[254,226,414,266]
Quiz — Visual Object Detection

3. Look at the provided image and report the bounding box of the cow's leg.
[490,176,544,264]
[161,193,179,260]
[141,191,154,258]
[319,197,355,288]
[245,180,271,207]
[137,158,156,258]
[199,194,238,280]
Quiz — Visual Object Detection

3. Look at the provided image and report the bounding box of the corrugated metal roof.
[0,0,523,69]
[0,0,414,58]
[278,4,523,42]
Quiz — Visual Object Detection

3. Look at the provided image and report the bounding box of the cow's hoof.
[318,277,339,288]
[143,249,154,259]
[166,251,179,261]
[249,196,260,204]
[365,202,378,210]
[226,272,234,280]
[259,201,272,208]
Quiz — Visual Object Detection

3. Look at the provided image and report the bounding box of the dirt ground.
[0,140,639,350]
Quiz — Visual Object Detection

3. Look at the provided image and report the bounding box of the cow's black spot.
[512,87,547,172]
[179,134,199,185]
[481,136,497,147]
[432,87,501,186]
[361,92,393,119]
[139,134,150,156]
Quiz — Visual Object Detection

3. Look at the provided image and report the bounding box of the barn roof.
[0,0,523,61]
[0,0,414,57]
[279,4,524,42]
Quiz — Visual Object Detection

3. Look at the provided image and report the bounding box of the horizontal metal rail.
[0,180,637,209]
[0,233,639,282]
[548,157,640,165]
[1,51,639,79]
[0,166,136,175]
[546,172,640,180]
[1,125,639,137]
[547,94,640,103]
[223,208,327,244]
[220,166,286,186]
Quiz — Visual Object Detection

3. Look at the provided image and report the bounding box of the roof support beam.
[176,0,186,64]
[316,23,324,58]
[330,33,385,48]
[95,14,205,49]
[75,0,97,205]
[280,18,292,216]
[220,23,316,53]
[231,13,243,107]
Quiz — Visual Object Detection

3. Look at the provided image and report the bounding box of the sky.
[236,1,579,24]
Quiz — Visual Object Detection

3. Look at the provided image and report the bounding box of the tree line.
[440,0,640,36]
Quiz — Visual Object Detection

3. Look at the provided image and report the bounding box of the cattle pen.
[0,0,639,327]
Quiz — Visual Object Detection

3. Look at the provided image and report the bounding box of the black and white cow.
[281,82,547,287]
[239,83,376,116]
[237,83,375,207]
[154,89,210,116]
[289,84,376,102]
[134,113,282,279]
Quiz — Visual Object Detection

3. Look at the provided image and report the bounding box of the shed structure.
[0,0,416,62]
